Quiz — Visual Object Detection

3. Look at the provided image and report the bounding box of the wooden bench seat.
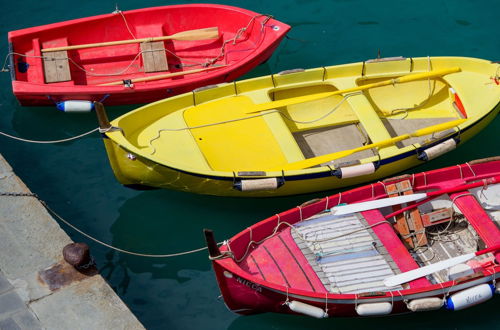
[42,38,71,83]
[140,41,169,73]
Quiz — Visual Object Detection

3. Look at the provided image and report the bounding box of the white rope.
[1,192,214,258]
[116,9,137,40]
[0,127,99,144]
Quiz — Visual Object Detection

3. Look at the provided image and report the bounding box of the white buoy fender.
[445,284,495,311]
[234,178,279,192]
[355,302,392,316]
[407,298,444,312]
[286,300,328,318]
[335,163,376,179]
[56,100,94,113]
[419,138,457,161]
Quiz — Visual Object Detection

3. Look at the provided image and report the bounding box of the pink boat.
[7,4,290,107]
[205,157,500,317]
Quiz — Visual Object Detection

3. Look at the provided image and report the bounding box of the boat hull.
[209,158,500,316]
[213,258,499,317]
[8,4,290,106]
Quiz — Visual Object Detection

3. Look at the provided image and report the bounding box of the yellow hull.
[101,56,500,197]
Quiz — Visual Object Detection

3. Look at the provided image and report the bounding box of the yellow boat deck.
[112,57,499,176]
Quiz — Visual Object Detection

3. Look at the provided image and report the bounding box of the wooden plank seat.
[140,41,168,73]
[42,38,71,83]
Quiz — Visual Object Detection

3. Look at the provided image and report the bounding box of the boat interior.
[12,6,264,86]
[236,180,500,294]
[135,60,477,172]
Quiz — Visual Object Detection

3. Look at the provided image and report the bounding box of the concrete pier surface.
[0,154,144,329]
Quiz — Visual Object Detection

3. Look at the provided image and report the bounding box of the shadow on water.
[103,188,330,284]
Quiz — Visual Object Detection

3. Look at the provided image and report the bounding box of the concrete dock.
[0,154,144,329]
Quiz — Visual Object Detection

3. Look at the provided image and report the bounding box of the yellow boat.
[96,56,500,197]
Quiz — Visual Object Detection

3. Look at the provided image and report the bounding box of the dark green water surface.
[0,0,499,329]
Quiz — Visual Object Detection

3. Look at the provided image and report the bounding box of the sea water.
[0,0,498,329]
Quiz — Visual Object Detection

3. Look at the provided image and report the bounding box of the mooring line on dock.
[0,128,99,144]
[1,191,213,258]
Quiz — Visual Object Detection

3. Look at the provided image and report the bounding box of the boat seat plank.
[360,209,431,288]
[449,191,500,252]
[141,41,169,73]
[43,50,71,83]
[341,91,391,143]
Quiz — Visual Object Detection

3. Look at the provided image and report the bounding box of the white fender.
[445,283,495,311]
[355,302,392,316]
[286,300,328,318]
[237,178,279,191]
[336,163,376,179]
[420,138,457,161]
[56,100,94,113]
[407,298,444,312]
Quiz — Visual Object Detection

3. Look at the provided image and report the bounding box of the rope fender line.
[0,192,218,258]
[0,127,99,144]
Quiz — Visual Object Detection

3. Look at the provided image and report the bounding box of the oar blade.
[383,253,475,287]
[330,193,427,216]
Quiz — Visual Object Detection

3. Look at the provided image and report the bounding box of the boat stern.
[204,229,284,315]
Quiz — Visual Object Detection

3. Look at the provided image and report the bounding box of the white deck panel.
[292,213,402,293]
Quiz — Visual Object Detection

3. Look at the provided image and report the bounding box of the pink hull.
[8,4,290,106]
[210,157,500,317]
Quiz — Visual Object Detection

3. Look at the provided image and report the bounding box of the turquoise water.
[1,0,499,329]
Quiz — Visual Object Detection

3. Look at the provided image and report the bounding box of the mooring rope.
[0,127,99,144]
[0,191,215,258]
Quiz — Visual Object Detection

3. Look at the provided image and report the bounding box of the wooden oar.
[383,244,500,287]
[97,65,225,86]
[41,27,220,53]
[330,175,500,216]
[270,118,466,171]
[246,67,461,115]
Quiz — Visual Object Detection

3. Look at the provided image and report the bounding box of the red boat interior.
[232,160,500,294]
[10,5,272,86]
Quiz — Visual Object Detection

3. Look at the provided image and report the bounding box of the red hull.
[210,157,500,317]
[8,4,290,106]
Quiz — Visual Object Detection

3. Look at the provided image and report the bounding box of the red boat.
[7,4,290,107]
[205,157,500,317]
